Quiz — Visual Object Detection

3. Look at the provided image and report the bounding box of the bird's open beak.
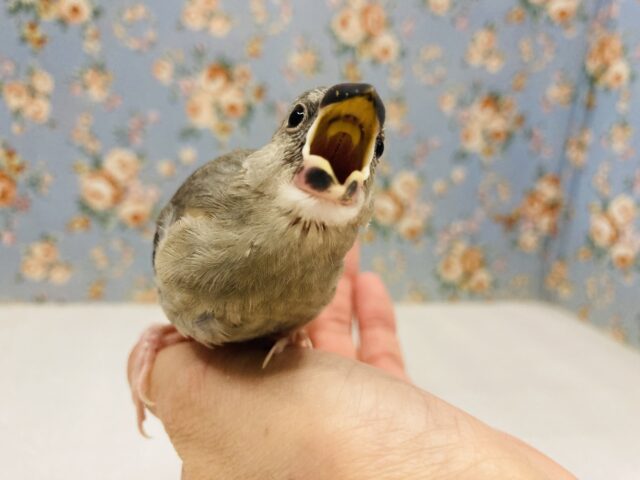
[296,83,385,204]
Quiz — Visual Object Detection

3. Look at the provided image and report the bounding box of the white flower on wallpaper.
[71,63,116,105]
[330,0,401,78]
[384,97,410,134]
[75,147,159,230]
[545,259,573,299]
[585,28,632,91]
[113,3,157,52]
[516,34,556,73]
[495,173,564,254]
[19,237,72,285]
[371,170,431,243]
[586,194,639,272]
[425,0,452,16]
[412,45,447,86]
[180,0,233,37]
[180,0,292,38]
[249,0,292,35]
[0,140,52,244]
[565,127,592,168]
[457,93,524,160]
[152,58,174,86]
[509,0,583,34]
[437,241,494,297]
[1,64,54,131]
[5,0,101,52]
[284,37,322,81]
[465,27,505,73]
[604,122,634,158]
[544,73,575,108]
[71,112,101,155]
[153,49,265,142]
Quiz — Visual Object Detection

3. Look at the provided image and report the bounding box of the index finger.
[355,272,408,381]
[343,241,360,283]
[306,242,360,358]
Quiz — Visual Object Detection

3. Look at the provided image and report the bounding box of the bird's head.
[255,83,385,227]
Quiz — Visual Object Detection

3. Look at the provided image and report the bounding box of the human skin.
[127,246,576,480]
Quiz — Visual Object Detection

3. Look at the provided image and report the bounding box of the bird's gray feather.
[153,149,253,269]
[153,146,369,346]
[152,85,381,347]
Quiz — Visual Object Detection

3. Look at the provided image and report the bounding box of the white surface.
[1,302,639,479]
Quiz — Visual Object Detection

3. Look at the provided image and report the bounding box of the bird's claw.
[130,323,187,437]
[262,330,313,369]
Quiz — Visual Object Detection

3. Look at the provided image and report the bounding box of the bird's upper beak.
[295,83,385,204]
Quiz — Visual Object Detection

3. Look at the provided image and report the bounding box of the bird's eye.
[287,104,306,129]
[375,137,385,157]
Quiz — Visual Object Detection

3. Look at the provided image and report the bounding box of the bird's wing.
[152,148,254,269]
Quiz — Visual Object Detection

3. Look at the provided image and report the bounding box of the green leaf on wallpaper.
[56,19,69,32]
[333,42,352,56]
[263,102,278,117]
[174,61,191,77]
[90,155,101,169]
[217,57,233,71]
[179,126,201,141]
[519,0,542,18]
[503,132,516,151]
[191,46,207,67]
[6,2,23,15]
[77,200,113,229]
[239,105,255,130]
[454,151,468,162]
[369,222,390,241]
[584,237,606,261]
[25,174,40,190]
[114,128,128,146]
[168,90,180,103]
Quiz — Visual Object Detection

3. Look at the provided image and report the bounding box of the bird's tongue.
[305,95,380,189]
[313,132,358,184]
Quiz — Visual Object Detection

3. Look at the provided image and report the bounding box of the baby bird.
[131,83,386,433]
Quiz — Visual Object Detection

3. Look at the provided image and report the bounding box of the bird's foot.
[262,329,313,369]
[129,323,188,437]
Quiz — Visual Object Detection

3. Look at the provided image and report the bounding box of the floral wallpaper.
[0,0,638,347]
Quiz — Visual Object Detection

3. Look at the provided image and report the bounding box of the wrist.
[318,375,559,480]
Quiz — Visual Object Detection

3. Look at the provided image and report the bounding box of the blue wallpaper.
[0,0,638,347]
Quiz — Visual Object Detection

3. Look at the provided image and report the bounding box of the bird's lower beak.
[296,83,384,204]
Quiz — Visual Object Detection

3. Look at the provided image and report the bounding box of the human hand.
[307,243,408,380]
[127,244,575,480]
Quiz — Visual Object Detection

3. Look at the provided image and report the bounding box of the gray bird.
[131,83,385,432]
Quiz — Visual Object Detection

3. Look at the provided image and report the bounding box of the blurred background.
[0,0,638,348]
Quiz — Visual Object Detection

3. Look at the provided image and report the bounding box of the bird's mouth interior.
[307,97,379,185]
